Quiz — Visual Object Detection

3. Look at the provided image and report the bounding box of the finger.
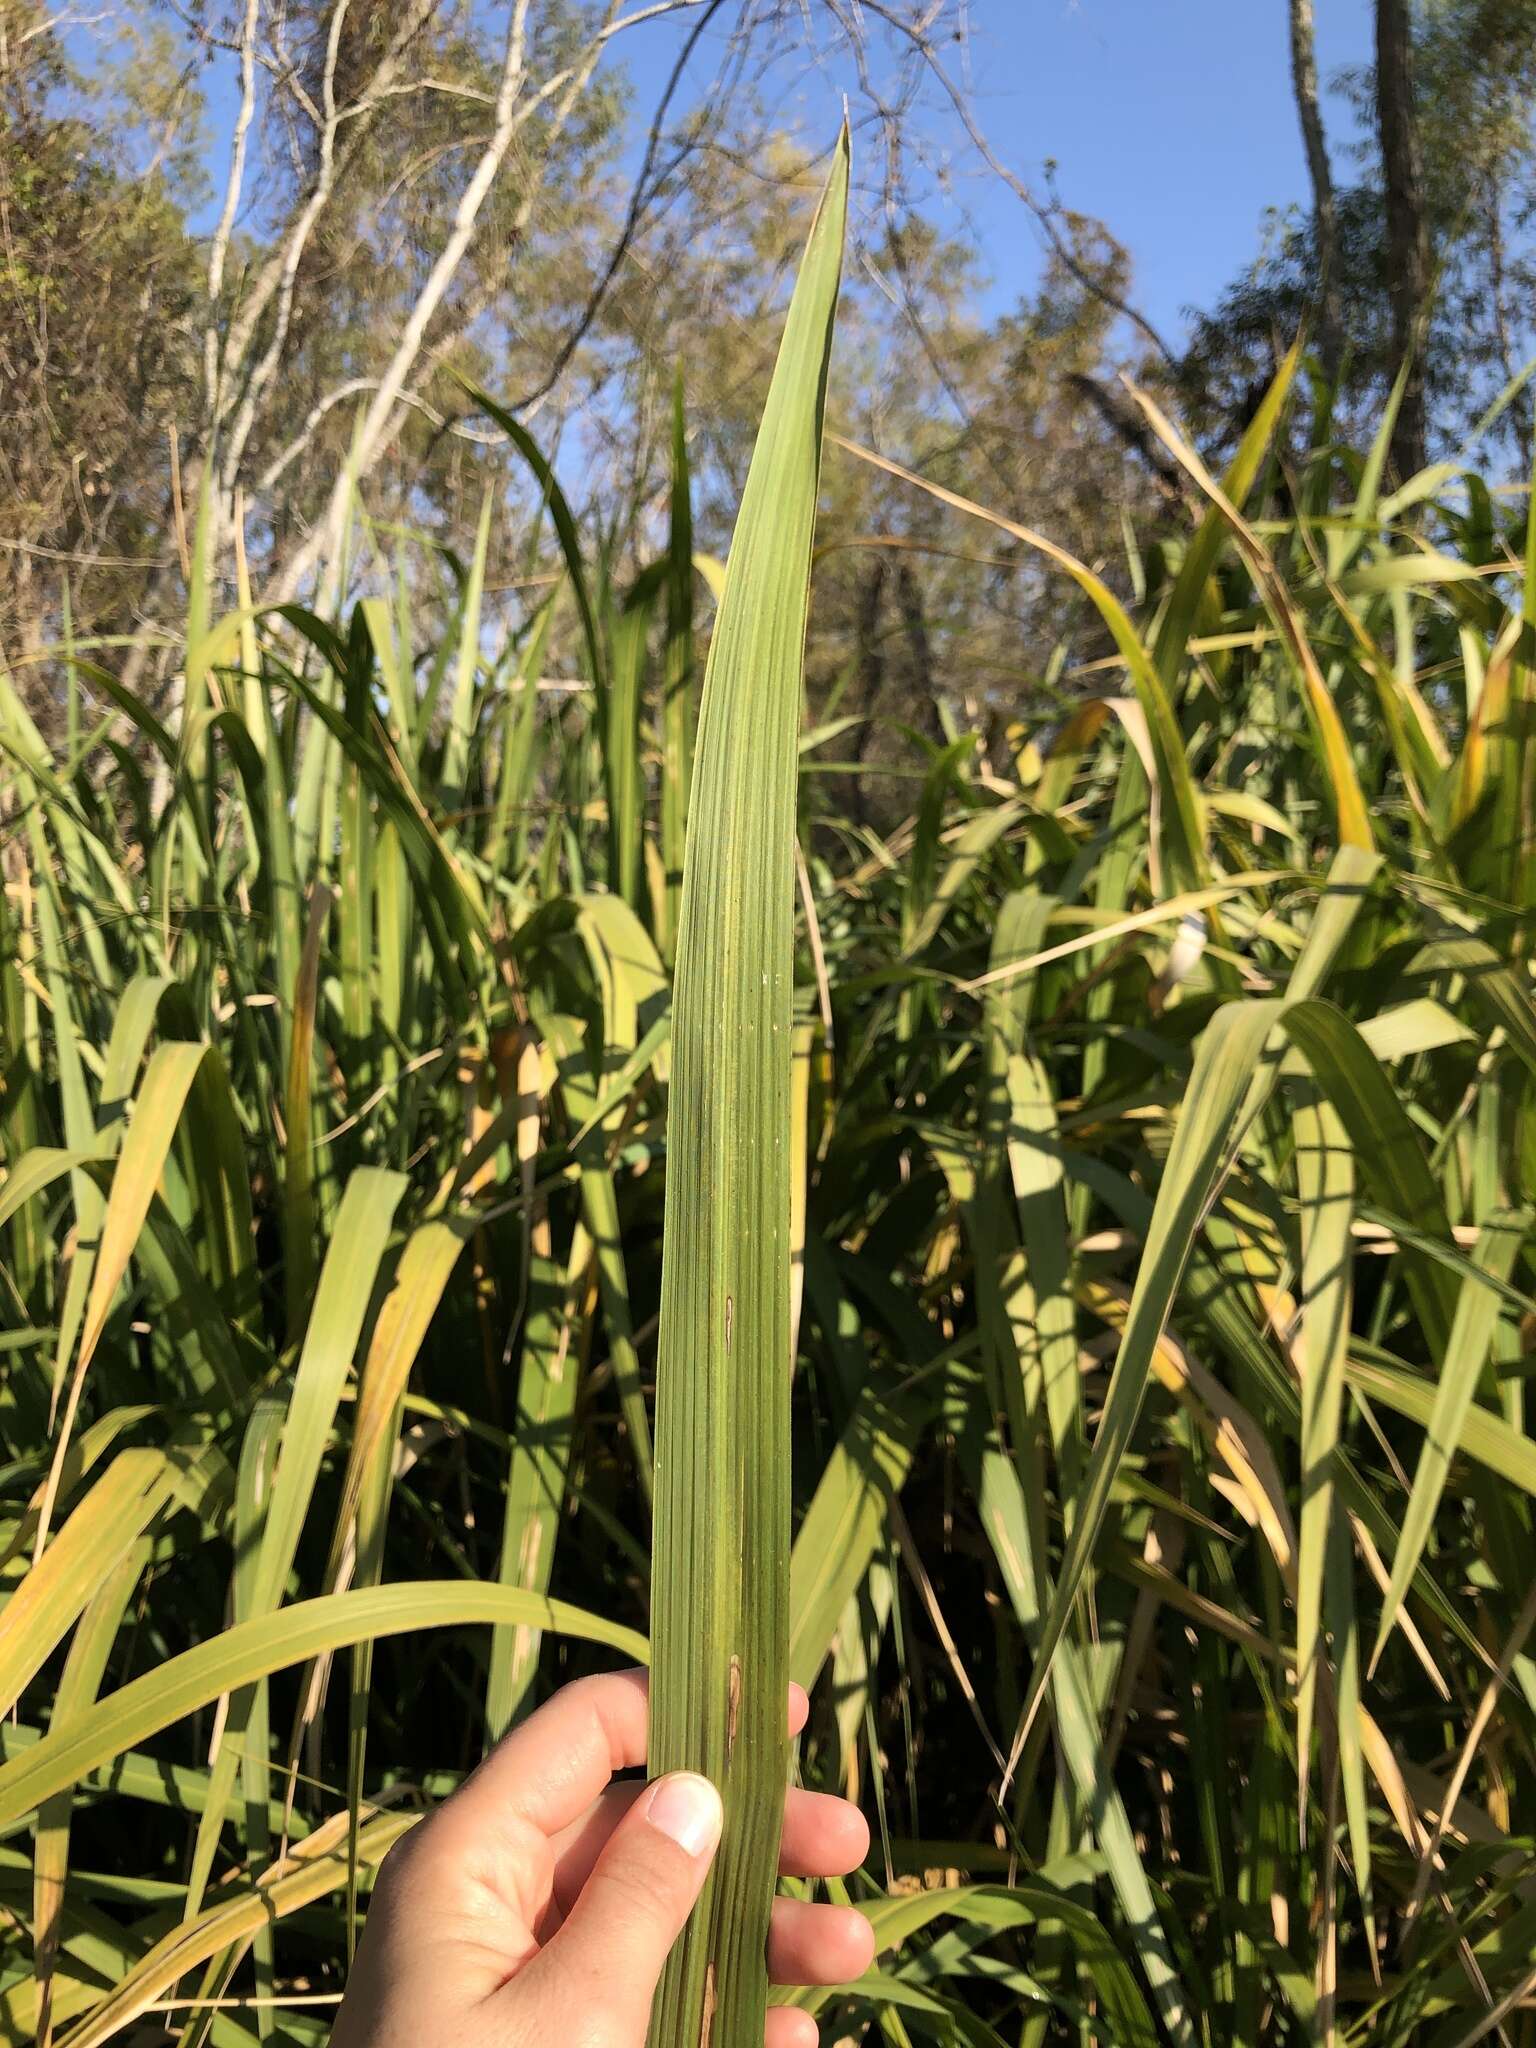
[550,1781,643,1917]
[777,1787,869,1879]
[458,1674,806,1847]
[551,1777,867,1915]
[445,1668,650,1841]
[546,1686,828,1907]
[520,1772,723,2033]
[767,1899,876,1987]
[767,2008,819,2048]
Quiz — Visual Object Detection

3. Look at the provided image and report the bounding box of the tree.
[0,2,202,674]
[1288,0,1340,374]
[1413,0,1536,449]
[1188,1,1536,471]
[2,0,1174,791]
[4,1,1014,687]
[1375,0,1431,478]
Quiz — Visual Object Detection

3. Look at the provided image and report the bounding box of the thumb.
[530,1772,723,2036]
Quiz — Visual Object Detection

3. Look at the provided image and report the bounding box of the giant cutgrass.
[8,150,1536,2047]
[645,129,848,2048]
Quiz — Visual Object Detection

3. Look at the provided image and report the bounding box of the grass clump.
[1,170,1535,2048]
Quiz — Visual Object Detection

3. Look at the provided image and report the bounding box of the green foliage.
[1185,0,1536,461]
[648,130,847,2048]
[3,255,1536,2048]
[0,0,203,662]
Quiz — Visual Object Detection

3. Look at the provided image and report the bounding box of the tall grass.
[648,127,847,2048]
[1,192,1535,2047]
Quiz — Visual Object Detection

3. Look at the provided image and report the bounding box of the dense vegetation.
[13,0,1536,725]
[4,157,1536,2045]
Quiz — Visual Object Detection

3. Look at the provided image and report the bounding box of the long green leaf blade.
[648,127,848,2048]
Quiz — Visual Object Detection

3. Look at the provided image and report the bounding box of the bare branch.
[850,0,1180,368]
[362,76,500,108]
[256,379,499,494]
[217,0,438,406]
[511,0,731,414]
[0,537,176,568]
[14,7,110,48]
[271,0,715,601]
[204,0,261,419]
[1289,0,1339,373]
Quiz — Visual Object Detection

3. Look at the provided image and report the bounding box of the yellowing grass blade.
[648,126,848,2048]
[1152,341,1302,685]
[1292,1083,1354,1821]
[32,1538,147,2048]
[335,1219,471,1569]
[38,1808,416,2048]
[333,1217,468,1933]
[1126,381,1374,854]
[184,1166,404,1915]
[0,1444,223,1721]
[0,1581,646,1831]
[0,1147,106,1236]
[1003,1000,1285,1777]
[1370,1209,1528,1672]
[828,434,1208,897]
[37,1039,209,1558]
[255,1169,406,1619]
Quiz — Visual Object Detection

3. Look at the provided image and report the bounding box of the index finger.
[445,1671,813,1841]
[448,1668,653,1839]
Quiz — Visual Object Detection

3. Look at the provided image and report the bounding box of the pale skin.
[332,1668,876,2048]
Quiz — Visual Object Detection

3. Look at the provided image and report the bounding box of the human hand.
[331,1668,874,2048]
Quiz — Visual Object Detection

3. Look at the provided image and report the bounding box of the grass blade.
[0,1582,646,1831]
[648,126,848,2048]
[1292,1083,1354,1818]
[1370,1209,1528,1671]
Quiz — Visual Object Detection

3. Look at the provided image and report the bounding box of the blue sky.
[610,0,1377,345]
[157,0,1377,352]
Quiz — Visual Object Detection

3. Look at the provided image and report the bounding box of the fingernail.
[646,1772,723,1858]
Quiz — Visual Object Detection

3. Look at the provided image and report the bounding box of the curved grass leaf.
[1370,1210,1529,1670]
[0,1582,646,1830]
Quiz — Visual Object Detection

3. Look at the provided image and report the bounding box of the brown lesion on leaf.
[726,1652,742,1759]
[700,1962,718,2048]
[724,1294,733,1351]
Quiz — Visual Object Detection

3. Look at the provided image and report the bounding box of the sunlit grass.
[1,194,1535,2046]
